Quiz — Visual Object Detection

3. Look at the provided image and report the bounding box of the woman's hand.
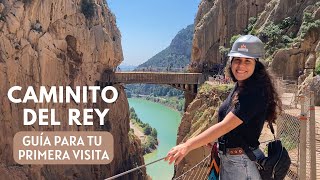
[164,112,242,165]
[165,143,191,165]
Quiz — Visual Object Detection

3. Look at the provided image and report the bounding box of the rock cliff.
[0,0,146,179]
[265,0,319,80]
[191,0,270,71]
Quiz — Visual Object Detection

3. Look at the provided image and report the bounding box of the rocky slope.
[0,0,146,179]
[174,83,232,178]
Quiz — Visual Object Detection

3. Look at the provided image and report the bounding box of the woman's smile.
[235,70,247,74]
[235,69,248,76]
[231,57,256,81]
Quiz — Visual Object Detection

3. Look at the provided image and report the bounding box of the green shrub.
[81,0,95,19]
[129,128,134,133]
[279,17,297,30]
[262,22,283,41]
[145,136,157,149]
[151,128,158,138]
[315,60,320,75]
[20,0,32,4]
[230,34,241,45]
[300,20,320,37]
[259,22,283,55]
[303,12,313,23]
[244,17,257,34]
[250,28,257,35]
[300,12,320,38]
[0,14,4,21]
[219,46,230,56]
[195,111,204,119]
[282,35,293,44]
[148,136,157,146]
[257,16,300,56]
[143,124,152,135]
[215,84,233,93]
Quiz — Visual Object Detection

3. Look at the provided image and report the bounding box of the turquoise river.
[128,98,182,180]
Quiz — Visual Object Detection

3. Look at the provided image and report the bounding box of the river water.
[128,98,181,180]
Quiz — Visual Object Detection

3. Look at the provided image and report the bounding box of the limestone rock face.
[267,1,320,80]
[255,0,318,31]
[271,27,319,80]
[0,0,145,179]
[191,0,270,71]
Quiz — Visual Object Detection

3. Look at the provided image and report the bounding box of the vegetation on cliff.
[219,2,320,64]
[173,83,233,176]
[81,0,95,19]
[180,83,233,141]
[129,107,158,154]
[316,59,320,75]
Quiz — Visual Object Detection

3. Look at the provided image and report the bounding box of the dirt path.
[130,122,145,143]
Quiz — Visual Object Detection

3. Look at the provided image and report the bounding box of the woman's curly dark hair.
[227,58,282,124]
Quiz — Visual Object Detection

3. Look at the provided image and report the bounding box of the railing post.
[309,91,316,180]
[299,95,307,180]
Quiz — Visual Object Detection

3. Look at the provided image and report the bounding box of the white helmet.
[228,35,265,59]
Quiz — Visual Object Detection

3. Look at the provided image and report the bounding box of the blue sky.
[107,0,201,66]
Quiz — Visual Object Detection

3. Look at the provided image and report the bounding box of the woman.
[165,35,282,179]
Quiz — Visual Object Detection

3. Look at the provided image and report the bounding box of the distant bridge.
[97,72,207,94]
